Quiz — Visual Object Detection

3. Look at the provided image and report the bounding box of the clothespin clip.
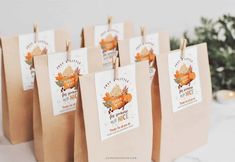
[179,38,187,60]
[112,55,119,81]
[107,16,112,31]
[140,26,146,45]
[66,40,72,62]
[33,24,38,43]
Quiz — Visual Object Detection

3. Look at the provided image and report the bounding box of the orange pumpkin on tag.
[55,66,80,91]
[135,47,156,63]
[99,34,118,52]
[103,85,132,114]
[174,64,196,88]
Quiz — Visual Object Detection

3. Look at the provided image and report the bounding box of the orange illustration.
[25,46,47,69]
[174,64,196,89]
[99,33,118,52]
[55,66,80,92]
[135,47,156,63]
[103,85,132,114]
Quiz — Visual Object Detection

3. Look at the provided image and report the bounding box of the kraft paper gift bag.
[82,17,133,69]
[1,28,70,144]
[74,49,105,162]
[33,46,103,162]
[156,42,212,162]
[78,61,153,162]
[118,28,170,162]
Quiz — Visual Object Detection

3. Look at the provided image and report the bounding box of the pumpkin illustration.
[174,64,196,89]
[135,47,156,63]
[25,46,48,69]
[55,66,80,91]
[103,85,132,114]
[99,34,118,52]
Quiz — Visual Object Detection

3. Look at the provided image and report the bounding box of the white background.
[0,0,234,45]
[1,0,235,161]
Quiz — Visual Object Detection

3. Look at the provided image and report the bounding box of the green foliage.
[25,60,32,66]
[103,101,112,108]
[56,80,64,87]
[171,14,235,91]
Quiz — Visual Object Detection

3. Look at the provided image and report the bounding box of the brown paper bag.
[1,28,70,144]
[74,48,106,162]
[118,30,170,162]
[156,43,212,162]
[33,47,103,162]
[82,20,133,69]
[78,61,153,162]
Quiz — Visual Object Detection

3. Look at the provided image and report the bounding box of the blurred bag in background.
[118,28,170,162]
[82,18,133,69]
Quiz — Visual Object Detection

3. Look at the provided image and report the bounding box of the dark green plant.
[171,14,235,91]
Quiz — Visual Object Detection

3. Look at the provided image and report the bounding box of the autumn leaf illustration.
[55,66,80,91]
[174,64,196,88]
[103,85,132,114]
[99,34,118,52]
[135,47,156,62]
[56,80,64,87]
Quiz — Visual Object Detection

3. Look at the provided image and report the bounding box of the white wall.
[0,0,234,121]
[0,0,234,47]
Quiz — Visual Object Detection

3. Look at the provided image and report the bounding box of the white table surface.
[0,101,235,162]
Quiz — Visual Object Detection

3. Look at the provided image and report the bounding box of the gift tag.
[168,47,202,112]
[94,23,124,69]
[95,64,139,140]
[48,49,88,116]
[129,33,160,77]
[19,30,55,90]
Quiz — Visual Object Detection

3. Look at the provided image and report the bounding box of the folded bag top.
[118,27,170,68]
[82,17,133,69]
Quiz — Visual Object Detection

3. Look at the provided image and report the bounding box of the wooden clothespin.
[66,40,72,61]
[140,26,146,45]
[112,55,119,81]
[107,16,112,31]
[33,24,38,43]
[179,38,187,59]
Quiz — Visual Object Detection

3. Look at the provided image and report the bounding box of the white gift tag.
[129,33,160,77]
[95,64,139,140]
[168,47,202,112]
[48,48,88,116]
[94,23,124,69]
[19,30,55,90]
